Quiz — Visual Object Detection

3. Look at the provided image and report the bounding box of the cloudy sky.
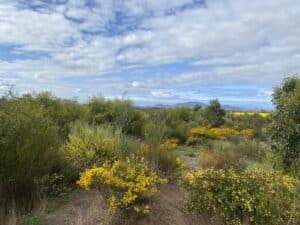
[0,0,299,109]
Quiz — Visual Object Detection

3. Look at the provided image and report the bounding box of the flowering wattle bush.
[240,128,255,138]
[160,138,179,151]
[77,158,167,215]
[187,127,255,145]
[187,127,240,145]
[182,168,300,225]
[209,128,240,140]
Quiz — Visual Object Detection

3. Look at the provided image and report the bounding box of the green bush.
[22,92,88,139]
[202,99,225,127]
[224,113,269,140]
[142,119,180,175]
[63,122,139,177]
[87,97,145,136]
[39,173,71,198]
[182,167,300,225]
[0,98,60,210]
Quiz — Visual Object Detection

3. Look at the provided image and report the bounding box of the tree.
[203,99,225,127]
[193,104,202,112]
[270,76,300,168]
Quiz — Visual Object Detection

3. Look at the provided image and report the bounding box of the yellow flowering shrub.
[160,138,179,151]
[240,128,255,138]
[231,111,270,118]
[182,168,300,225]
[209,128,239,140]
[187,127,240,145]
[189,128,216,139]
[77,158,167,215]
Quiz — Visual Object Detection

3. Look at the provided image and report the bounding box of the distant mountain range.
[151,101,243,111]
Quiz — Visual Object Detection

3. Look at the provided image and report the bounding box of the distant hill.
[151,101,244,111]
[221,104,243,111]
[174,101,207,108]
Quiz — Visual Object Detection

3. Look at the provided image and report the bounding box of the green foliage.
[22,92,88,139]
[142,117,180,175]
[39,173,71,198]
[145,107,194,143]
[225,113,269,139]
[63,122,139,177]
[193,104,202,112]
[199,140,266,169]
[202,99,225,127]
[270,76,300,168]
[0,98,60,210]
[182,167,300,225]
[87,97,145,136]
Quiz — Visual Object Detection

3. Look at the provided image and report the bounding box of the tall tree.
[203,99,225,127]
[270,76,300,168]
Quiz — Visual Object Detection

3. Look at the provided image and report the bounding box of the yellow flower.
[77,158,167,215]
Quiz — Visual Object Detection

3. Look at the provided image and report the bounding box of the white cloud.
[257,89,273,98]
[0,0,299,107]
[151,90,176,98]
[131,81,144,88]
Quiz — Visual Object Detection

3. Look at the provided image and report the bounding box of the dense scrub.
[0,97,60,211]
[182,167,300,225]
[0,76,300,225]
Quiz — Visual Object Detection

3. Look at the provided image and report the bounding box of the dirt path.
[45,183,211,225]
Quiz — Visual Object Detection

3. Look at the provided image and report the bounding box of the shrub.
[202,99,225,127]
[225,112,269,140]
[187,127,240,145]
[189,128,216,139]
[19,92,88,140]
[0,99,60,210]
[240,128,255,138]
[140,143,180,175]
[143,119,180,174]
[199,148,240,169]
[199,141,266,169]
[182,167,300,225]
[39,173,71,198]
[210,128,239,140]
[160,138,179,151]
[77,158,167,215]
[63,122,139,177]
[87,97,145,136]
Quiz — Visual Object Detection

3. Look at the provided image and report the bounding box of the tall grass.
[199,140,266,169]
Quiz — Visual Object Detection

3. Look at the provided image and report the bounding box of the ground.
[45,183,212,225]
[45,147,212,225]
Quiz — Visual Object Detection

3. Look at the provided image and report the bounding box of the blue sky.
[0,0,300,109]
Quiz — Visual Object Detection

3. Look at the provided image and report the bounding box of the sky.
[0,0,300,109]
